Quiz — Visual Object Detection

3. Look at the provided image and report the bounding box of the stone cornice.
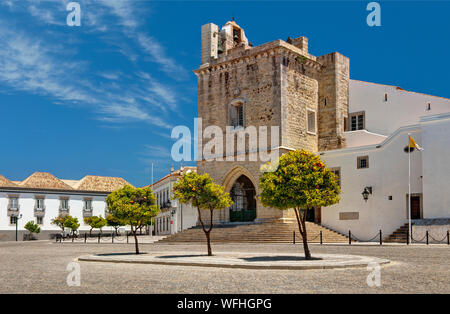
[194,39,323,75]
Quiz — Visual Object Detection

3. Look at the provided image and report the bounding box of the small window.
[83,199,93,211]
[307,109,316,134]
[349,111,365,131]
[8,196,19,210]
[384,93,388,102]
[230,104,244,128]
[10,216,18,224]
[60,198,69,210]
[426,103,431,111]
[324,98,327,106]
[357,156,369,169]
[36,217,43,225]
[35,198,45,211]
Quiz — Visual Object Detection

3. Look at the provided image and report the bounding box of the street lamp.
[15,214,22,241]
[362,187,372,202]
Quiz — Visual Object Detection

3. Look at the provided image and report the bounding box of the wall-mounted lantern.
[362,187,373,202]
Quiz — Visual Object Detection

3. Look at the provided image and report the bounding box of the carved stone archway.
[221,166,259,222]
[222,166,258,193]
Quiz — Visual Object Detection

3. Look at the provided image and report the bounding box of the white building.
[319,80,450,240]
[152,166,198,235]
[0,172,132,241]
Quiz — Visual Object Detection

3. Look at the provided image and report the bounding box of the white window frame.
[35,197,45,211]
[8,196,19,210]
[306,109,317,135]
[83,198,93,211]
[349,111,365,131]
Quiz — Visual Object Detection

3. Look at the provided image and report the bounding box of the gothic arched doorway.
[229,175,257,222]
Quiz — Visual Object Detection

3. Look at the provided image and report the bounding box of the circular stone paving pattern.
[78,252,390,270]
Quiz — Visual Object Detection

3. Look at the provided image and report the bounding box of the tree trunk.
[132,227,139,254]
[294,207,312,260]
[299,217,311,260]
[197,207,214,256]
[205,231,212,256]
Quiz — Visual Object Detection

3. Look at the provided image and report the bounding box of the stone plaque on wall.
[339,212,359,220]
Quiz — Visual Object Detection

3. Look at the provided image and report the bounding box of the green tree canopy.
[106,214,125,235]
[63,216,80,237]
[24,221,41,236]
[260,149,340,259]
[106,185,160,254]
[84,216,107,235]
[173,171,232,256]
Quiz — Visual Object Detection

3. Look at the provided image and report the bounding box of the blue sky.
[1,1,449,187]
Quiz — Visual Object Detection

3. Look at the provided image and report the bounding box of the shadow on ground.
[241,256,322,262]
[97,252,148,256]
[156,254,208,259]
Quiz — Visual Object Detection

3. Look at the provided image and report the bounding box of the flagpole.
[408,133,412,245]
[151,162,154,186]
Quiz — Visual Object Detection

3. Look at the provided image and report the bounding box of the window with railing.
[60,198,70,211]
[35,198,45,211]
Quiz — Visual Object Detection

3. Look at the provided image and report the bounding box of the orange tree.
[259,150,340,260]
[106,185,160,254]
[84,216,107,235]
[173,172,232,256]
[51,214,69,233]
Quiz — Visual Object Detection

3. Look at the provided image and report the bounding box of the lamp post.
[15,214,23,241]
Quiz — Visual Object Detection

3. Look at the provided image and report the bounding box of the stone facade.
[195,21,349,222]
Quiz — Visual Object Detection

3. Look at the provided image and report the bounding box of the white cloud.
[0,24,175,128]
[136,34,188,80]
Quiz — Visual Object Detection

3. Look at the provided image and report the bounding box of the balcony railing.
[7,205,20,211]
[7,205,20,217]
[34,206,46,217]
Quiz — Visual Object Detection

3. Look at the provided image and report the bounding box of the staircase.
[157,220,350,244]
[384,223,410,243]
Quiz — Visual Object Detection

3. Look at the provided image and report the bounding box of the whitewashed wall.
[153,177,198,235]
[321,127,423,240]
[349,80,450,136]
[420,114,450,218]
[0,192,110,232]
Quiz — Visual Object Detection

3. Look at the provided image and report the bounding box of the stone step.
[157,221,350,244]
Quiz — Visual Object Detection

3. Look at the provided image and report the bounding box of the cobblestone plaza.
[0,241,448,294]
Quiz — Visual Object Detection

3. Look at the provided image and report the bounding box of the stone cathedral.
[194,21,349,223]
